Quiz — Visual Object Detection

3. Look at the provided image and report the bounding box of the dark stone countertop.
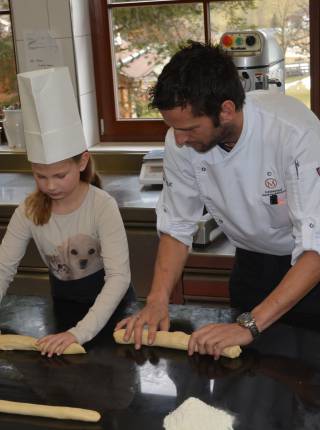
[1,296,320,430]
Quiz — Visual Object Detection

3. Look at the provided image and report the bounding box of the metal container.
[193,213,221,248]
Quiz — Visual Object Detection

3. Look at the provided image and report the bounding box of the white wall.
[70,0,99,148]
[11,0,99,147]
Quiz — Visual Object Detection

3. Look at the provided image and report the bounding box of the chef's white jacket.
[156,91,320,265]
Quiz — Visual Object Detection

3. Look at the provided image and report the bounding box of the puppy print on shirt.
[45,254,71,280]
[46,234,104,280]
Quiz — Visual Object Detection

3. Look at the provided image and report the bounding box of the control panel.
[220,31,263,54]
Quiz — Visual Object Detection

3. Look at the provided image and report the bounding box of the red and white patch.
[265,178,277,189]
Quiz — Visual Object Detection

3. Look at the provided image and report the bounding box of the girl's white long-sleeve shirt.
[0,185,131,345]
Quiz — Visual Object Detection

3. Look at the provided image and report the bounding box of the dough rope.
[114,329,241,359]
[0,334,85,355]
[0,399,100,422]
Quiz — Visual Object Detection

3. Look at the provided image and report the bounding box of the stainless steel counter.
[0,173,158,210]
[0,172,235,258]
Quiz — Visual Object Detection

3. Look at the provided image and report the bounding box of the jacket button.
[309,223,314,228]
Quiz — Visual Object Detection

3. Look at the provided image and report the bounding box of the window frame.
[90,0,320,142]
[0,0,18,109]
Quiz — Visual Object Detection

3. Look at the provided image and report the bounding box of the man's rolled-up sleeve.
[156,128,204,248]
[286,128,320,264]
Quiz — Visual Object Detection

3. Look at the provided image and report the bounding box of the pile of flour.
[163,397,234,430]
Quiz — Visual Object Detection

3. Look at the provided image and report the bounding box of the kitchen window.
[0,0,18,115]
[90,0,320,142]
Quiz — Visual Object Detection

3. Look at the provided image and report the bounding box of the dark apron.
[229,248,320,325]
[49,269,136,331]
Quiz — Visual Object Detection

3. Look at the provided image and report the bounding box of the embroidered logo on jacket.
[262,171,286,198]
[265,178,277,189]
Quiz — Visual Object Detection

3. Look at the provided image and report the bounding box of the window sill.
[0,142,164,174]
[0,145,26,153]
[89,142,164,154]
[0,142,164,154]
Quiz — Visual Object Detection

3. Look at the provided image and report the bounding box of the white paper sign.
[23,30,63,71]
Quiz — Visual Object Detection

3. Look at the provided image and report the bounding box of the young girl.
[0,67,133,357]
[0,151,133,356]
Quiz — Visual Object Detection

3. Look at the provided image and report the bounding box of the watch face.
[237,312,260,338]
[237,312,251,326]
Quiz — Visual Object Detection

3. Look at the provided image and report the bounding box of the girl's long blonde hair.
[25,153,102,226]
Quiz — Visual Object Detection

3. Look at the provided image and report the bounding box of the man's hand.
[115,234,188,350]
[188,322,253,360]
[115,300,170,350]
[36,332,77,358]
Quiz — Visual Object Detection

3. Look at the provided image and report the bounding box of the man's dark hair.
[149,41,245,125]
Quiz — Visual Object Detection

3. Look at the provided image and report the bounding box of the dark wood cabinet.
[125,220,235,304]
[125,223,159,299]
[182,271,230,303]
[0,222,50,295]
[180,238,235,304]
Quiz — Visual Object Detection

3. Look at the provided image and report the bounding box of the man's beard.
[189,123,239,153]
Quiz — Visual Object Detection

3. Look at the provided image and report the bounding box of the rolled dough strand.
[0,399,100,422]
[113,329,241,359]
[0,335,86,355]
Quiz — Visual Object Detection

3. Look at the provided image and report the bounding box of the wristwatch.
[236,312,260,339]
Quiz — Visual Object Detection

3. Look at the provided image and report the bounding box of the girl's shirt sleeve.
[0,204,32,302]
[68,195,130,344]
[156,128,204,247]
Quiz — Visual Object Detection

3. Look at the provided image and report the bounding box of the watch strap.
[247,319,260,338]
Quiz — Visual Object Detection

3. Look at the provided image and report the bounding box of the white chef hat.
[17,67,87,164]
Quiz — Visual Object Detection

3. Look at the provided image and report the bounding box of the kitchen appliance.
[139,149,164,186]
[220,29,285,93]
[193,213,222,248]
[3,109,25,149]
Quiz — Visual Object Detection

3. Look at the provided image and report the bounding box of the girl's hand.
[36,332,77,358]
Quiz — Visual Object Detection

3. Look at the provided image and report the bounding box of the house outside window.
[90,0,320,142]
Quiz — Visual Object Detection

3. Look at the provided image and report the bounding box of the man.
[117,41,320,359]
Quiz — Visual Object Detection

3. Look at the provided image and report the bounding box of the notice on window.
[23,30,63,71]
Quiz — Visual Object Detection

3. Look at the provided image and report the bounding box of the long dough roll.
[114,329,241,359]
[0,335,85,355]
[0,399,100,422]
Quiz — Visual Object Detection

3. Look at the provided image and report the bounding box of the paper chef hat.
[17,67,87,164]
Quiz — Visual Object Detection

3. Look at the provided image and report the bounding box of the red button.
[221,34,233,47]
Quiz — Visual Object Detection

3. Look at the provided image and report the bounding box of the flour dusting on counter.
[163,397,235,430]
